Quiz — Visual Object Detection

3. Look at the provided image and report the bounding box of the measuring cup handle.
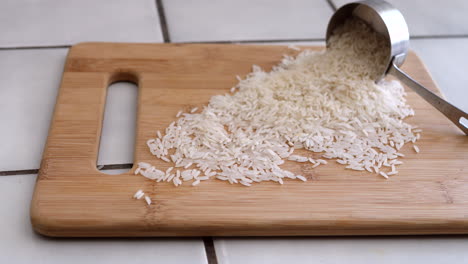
[389,64,468,135]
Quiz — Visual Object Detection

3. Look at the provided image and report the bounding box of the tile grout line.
[0,45,71,50]
[203,237,218,264]
[174,38,326,44]
[0,163,133,176]
[410,34,468,39]
[326,0,337,11]
[155,0,171,43]
[0,169,39,176]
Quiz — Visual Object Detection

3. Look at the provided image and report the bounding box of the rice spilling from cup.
[138,19,420,186]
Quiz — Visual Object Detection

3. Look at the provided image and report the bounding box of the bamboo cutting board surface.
[31,43,468,237]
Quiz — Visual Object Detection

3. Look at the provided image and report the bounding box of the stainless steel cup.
[326,0,467,135]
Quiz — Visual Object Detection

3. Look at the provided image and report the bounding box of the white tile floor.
[0,174,208,264]
[215,237,468,264]
[0,0,163,47]
[163,0,333,42]
[331,0,468,37]
[0,49,68,171]
[1,0,467,263]
[410,38,468,111]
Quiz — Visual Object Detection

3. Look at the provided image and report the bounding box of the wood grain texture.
[30,43,468,237]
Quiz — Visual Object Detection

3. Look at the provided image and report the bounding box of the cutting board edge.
[30,213,468,237]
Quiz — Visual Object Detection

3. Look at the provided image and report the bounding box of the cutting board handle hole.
[97,78,138,175]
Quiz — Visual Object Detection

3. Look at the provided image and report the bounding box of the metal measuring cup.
[326,0,468,135]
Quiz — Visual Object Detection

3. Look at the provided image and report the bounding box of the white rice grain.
[296,175,307,182]
[133,189,143,199]
[144,196,152,205]
[288,44,301,51]
[192,179,201,186]
[136,192,145,200]
[138,162,151,169]
[379,171,389,179]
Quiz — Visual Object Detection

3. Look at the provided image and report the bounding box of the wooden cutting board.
[31,43,468,237]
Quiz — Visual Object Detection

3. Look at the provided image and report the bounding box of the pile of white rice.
[136,19,420,187]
